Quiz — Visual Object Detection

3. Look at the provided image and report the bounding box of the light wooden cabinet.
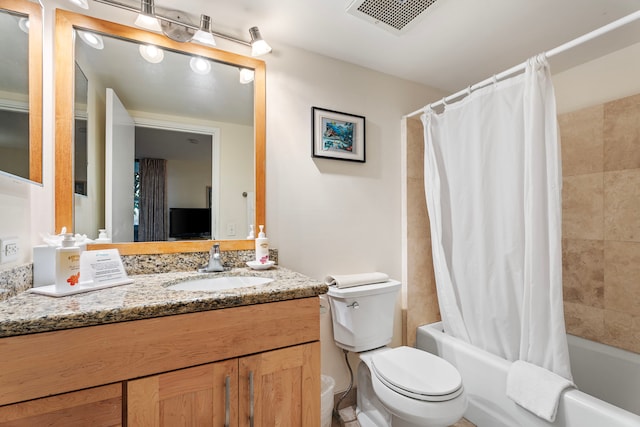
[128,359,238,427]
[0,383,122,427]
[127,342,320,427]
[240,342,320,427]
[0,298,320,426]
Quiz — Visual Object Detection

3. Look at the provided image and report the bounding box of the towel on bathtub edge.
[324,272,389,288]
[506,360,575,422]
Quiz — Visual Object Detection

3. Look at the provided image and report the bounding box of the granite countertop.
[0,267,327,338]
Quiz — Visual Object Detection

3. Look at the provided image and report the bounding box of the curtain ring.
[538,53,547,65]
[492,75,498,85]
[466,85,472,97]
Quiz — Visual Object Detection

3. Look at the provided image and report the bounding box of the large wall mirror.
[55,10,265,254]
[0,0,42,184]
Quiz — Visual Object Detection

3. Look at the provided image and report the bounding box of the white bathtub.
[416,322,640,427]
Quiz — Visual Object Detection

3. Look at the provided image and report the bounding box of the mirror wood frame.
[0,0,42,184]
[54,10,265,254]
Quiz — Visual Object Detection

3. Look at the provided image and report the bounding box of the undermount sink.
[168,276,274,292]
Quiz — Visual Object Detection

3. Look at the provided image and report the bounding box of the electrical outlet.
[0,237,19,263]
[226,223,236,236]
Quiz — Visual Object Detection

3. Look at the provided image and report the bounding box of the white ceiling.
[74,31,254,125]
[138,0,640,93]
[59,0,640,95]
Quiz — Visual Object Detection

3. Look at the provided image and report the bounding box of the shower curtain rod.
[405,9,640,118]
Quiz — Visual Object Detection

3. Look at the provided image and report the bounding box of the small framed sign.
[312,107,365,163]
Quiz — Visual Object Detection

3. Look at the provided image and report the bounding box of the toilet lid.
[371,346,463,402]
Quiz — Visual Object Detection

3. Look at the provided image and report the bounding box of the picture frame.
[312,107,365,162]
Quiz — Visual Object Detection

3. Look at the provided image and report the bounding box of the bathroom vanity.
[0,267,326,426]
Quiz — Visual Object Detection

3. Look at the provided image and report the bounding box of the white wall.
[218,124,254,240]
[167,159,211,208]
[553,41,640,113]
[261,44,445,390]
[4,1,446,391]
[0,175,31,265]
[74,59,106,239]
[0,3,56,267]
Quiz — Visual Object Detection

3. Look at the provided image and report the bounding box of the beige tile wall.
[403,92,640,354]
[404,117,440,347]
[559,91,640,354]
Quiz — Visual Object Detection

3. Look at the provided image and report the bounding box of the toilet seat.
[371,346,463,402]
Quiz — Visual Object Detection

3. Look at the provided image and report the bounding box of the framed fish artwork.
[312,107,365,162]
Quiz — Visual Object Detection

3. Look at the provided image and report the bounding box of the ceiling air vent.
[346,0,439,35]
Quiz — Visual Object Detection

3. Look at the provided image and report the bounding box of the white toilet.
[327,280,467,427]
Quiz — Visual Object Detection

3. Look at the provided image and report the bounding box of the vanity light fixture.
[77,30,104,49]
[69,0,89,9]
[249,26,272,57]
[88,0,273,55]
[134,0,162,33]
[239,68,255,84]
[192,14,216,47]
[189,56,211,75]
[139,44,164,63]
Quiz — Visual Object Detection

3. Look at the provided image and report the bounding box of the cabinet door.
[239,342,320,427]
[127,359,238,427]
[0,383,122,427]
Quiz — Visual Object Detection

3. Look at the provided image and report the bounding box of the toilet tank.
[327,280,401,352]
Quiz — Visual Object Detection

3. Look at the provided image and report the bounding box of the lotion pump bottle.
[56,233,81,290]
[255,225,269,263]
[95,229,112,244]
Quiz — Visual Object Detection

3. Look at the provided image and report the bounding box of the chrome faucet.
[199,243,225,272]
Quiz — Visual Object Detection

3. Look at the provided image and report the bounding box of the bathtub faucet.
[199,243,225,272]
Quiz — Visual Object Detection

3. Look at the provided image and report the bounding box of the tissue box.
[33,245,56,287]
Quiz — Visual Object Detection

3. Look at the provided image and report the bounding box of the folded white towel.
[324,272,389,289]
[506,360,575,422]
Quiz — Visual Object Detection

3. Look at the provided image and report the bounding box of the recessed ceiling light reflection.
[139,44,164,63]
[189,57,211,75]
[77,30,104,49]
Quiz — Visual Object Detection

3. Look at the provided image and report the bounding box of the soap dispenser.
[95,229,112,244]
[56,233,81,290]
[255,225,269,263]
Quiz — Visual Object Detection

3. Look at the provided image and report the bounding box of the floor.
[331,406,476,427]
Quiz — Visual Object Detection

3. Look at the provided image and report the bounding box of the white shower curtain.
[421,56,572,380]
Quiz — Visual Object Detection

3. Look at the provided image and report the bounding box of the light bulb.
[239,68,255,84]
[18,17,29,34]
[192,14,216,47]
[77,30,104,49]
[135,14,162,32]
[139,44,164,63]
[190,57,211,75]
[249,27,272,57]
